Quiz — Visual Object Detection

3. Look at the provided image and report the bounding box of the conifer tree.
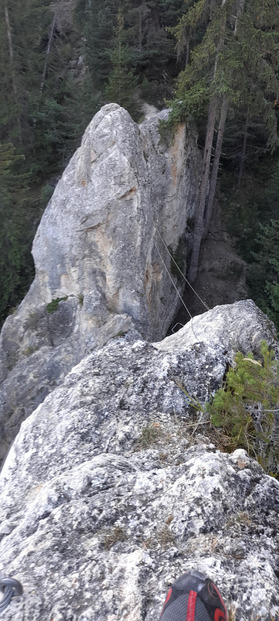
[248,219,279,331]
[76,0,117,91]
[208,340,279,475]
[171,0,279,283]
[0,0,50,150]
[127,0,186,103]
[75,0,186,113]
[0,142,33,324]
[105,8,139,117]
[0,0,83,323]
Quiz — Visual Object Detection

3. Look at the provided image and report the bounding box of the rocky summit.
[0,104,201,465]
[0,299,279,620]
[0,105,279,621]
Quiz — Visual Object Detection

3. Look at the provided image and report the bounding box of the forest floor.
[170,200,248,332]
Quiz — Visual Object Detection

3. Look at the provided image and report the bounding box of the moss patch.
[47,297,68,314]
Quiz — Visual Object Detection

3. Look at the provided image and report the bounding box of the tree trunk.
[4,3,13,62]
[187,95,218,283]
[187,0,246,283]
[237,111,249,189]
[40,11,57,95]
[185,40,190,68]
[138,4,143,52]
[234,0,246,34]
[203,95,228,238]
[4,1,22,143]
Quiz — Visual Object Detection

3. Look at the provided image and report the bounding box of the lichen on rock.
[0,103,201,464]
[0,301,279,620]
[0,104,278,620]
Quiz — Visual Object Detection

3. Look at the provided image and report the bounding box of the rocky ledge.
[0,300,278,620]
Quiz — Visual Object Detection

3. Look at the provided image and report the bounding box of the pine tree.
[75,0,186,113]
[105,8,139,117]
[0,0,50,149]
[0,142,33,324]
[171,0,279,283]
[208,341,279,475]
[76,0,117,91]
[0,0,82,177]
[126,0,186,104]
[0,0,84,324]
[184,0,244,282]
[248,219,279,332]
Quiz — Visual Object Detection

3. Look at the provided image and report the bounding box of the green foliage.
[265,161,279,213]
[169,0,279,153]
[138,423,162,448]
[22,345,38,357]
[31,84,83,177]
[247,219,279,331]
[0,141,34,325]
[104,9,139,118]
[220,153,279,335]
[77,293,84,306]
[75,0,117,90]
[76,0,186,114]
[266,279,279,314]
[207,341,279,476]
[46,297,68,314]
[0,0,84,179]
[1,0,279,330]
[0,0,87,325]
[115,331,125,338]
[103,525,126,549]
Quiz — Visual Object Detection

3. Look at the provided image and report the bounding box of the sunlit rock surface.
[0,300,278,620]
[0,104,201,463]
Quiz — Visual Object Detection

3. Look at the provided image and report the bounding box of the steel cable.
[0,578,23,613]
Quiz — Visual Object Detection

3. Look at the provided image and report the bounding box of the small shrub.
[157,524,175,548]
[138,423,162,449]
[144,524,175,550]
[103,526,126,550]
[24,310,41,331]
[77,293,84,306]
[46,296,68,313]
[207,341,279,476]
[236,511,252,527]
[22,345,38,357]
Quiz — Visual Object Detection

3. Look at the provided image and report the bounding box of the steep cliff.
[1,104,278,621]
[0,103,201,464]
[0,301,278,620]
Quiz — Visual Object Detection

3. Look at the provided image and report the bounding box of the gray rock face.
[0,300,278,620]
[155,298,278,356]
[11,103,200,342]
[0,104,201,462]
